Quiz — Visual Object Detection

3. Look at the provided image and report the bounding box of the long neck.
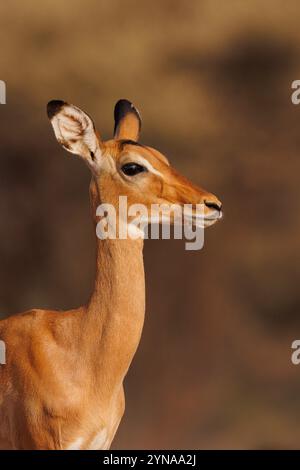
[80,180,146,392]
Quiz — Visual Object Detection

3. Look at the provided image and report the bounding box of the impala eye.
[121,162,147,176]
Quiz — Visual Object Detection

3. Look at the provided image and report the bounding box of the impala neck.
[81,179,146,391]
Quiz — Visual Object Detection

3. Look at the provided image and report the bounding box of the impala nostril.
[204,200,222,212]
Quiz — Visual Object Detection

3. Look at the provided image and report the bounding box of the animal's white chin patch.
[185,210,222,229]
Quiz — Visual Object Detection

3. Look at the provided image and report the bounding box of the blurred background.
[0,0,300,449]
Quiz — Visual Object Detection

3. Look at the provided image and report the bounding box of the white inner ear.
[51,104,101,166]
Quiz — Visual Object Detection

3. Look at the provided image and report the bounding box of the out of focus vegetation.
[0,0,300,449]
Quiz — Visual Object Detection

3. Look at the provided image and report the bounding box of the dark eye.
[121,162,147,176]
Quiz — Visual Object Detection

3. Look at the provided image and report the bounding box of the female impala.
[0,99,222,449]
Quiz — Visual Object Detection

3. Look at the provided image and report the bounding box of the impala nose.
[204,198,222,212]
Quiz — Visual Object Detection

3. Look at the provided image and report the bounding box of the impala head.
[47,99,222,230]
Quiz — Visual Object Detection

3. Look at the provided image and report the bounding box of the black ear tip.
[115,98,132,109]
[47,100,65,119]
[114,99,141,121]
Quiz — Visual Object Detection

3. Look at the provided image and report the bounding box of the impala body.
[0,99,222,449]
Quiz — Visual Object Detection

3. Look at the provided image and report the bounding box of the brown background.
[0,0,300,449]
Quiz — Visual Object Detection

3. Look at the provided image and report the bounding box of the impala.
[0,99,222,449]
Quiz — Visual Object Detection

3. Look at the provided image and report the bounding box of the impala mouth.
[203,212,222,227]
[184,207,223,228]
[194,214,222,228]
[204,209,223,225]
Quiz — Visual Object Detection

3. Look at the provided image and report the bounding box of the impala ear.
[114,99,141,141]
[47,100,103,169]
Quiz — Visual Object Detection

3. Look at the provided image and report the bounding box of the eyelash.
[121,162,147,176]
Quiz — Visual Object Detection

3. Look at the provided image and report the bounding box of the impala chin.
[184,205,222,229]
[203,217,221,228]
[204,209,223,227]
[189,216,218,229]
